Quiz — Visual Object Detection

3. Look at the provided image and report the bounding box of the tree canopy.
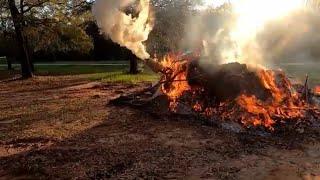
[0,0,94,58]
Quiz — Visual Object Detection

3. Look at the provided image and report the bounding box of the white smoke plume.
[92,0,153,60]
[181,7,237,64]
[182,2,320,69]
[256,10,320,64]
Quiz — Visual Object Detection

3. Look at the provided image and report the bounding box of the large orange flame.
[231,69,307,130]
[159,53,311,130]
[161,54,191,110]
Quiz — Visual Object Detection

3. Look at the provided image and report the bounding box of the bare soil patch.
[0,76,320,179]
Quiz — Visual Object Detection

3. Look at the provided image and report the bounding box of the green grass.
[0,63,160,84]
[0,57,6,64]
[89,71,159,84]
[35,64,159,83]
[35,65,128,75]
[1,62,319,85]
[278,63,320,87]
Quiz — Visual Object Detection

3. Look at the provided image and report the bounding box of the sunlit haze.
[223,0,305,64]
[232,0,303,41]
[202,0,230,8]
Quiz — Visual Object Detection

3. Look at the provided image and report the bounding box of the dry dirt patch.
[0,76,319,179]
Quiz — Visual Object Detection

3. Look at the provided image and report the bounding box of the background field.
[278,62,320,87]
[0,62,159,84]
[1,60,319,87]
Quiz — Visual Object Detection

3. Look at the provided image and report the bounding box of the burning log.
[143,58,165,73]
[186,61,272,102]
[144,56,283,104]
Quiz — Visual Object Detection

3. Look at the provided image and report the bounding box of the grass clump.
[89,71,159,84]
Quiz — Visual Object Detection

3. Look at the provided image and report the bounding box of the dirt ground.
[0,76,320,180]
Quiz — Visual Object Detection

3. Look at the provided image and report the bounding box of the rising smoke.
[257,10,320,65]
[182,3,320,68]
[92,0,320,68]
[181,5,239,65]
[92,0,153,60]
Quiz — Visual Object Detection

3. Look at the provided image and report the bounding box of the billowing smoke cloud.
[181,6,238,65]
[182,5,320,69]
[257,10,320,65]
[92,0,153,60]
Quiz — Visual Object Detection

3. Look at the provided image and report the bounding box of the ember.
[314,86,320,96]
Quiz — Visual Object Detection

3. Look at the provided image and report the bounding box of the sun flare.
[224,0,304,64]
[233,0,303,38]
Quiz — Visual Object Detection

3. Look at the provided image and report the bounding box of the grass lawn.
[36,64,128,75]
[278,63,320,87]
[89,71,159,84]
[0,57,6,64]
[0,64,160,84]
[0,62,319,86]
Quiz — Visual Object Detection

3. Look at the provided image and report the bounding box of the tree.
[128,53,139,74]
[0,0,94,78]
[147,0,204,56]
[0,32,16,70]
[7,0,33,78]
[24,0,94,59]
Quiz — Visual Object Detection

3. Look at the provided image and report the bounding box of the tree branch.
[22,0,48,14]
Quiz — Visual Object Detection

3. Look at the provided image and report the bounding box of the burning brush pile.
[93,0,320,133]
[112,54,320,133]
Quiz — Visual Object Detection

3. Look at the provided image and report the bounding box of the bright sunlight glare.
[232,0,304,41]
[221,0,305,64]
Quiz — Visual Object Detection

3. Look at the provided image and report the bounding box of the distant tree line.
[0,0,206,77]
[5,0,319,78]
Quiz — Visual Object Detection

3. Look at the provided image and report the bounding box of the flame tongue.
[237,95,275,129]
[160,54,309,130]
[314,86,320,96]
[232,69,305,130]
[161,54,191,111]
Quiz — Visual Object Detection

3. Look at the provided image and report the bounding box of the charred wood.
[186,61,272,102]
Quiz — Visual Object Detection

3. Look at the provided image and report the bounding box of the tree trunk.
[6,56,13,70]
[7,0,33,78]
[25,36,35,72]
[129,54,139,74]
